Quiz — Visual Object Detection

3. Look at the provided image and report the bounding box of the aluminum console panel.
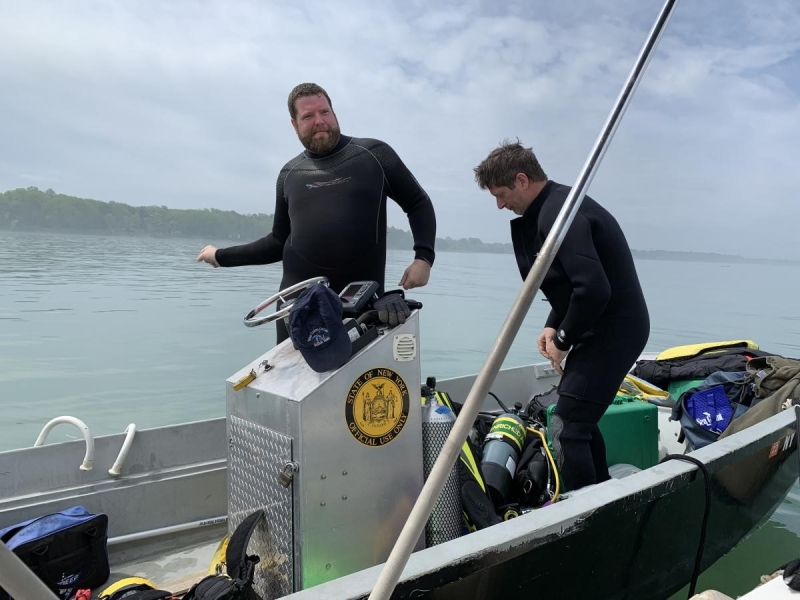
[228,416,293,600]
[226,312,425,593]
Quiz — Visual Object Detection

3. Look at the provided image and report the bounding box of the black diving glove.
[373,290,411,327]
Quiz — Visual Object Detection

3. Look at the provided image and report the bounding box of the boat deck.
[109,536,222,594]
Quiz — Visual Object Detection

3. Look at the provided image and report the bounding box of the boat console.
[226,277,427,598]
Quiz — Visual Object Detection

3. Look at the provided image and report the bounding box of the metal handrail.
[108,423,137,477]
[367,0,681,598]
[33,416,94,471]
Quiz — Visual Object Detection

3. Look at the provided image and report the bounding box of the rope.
[781,556,800,591]
[659,454,711,599]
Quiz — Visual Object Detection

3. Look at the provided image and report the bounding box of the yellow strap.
[206,535,229,576]
[433,390,453,408]
[527,427,560,503]
[458,445,485,492]
[617,374,669,401]
[99,577,157,598]
[433,390,487,492]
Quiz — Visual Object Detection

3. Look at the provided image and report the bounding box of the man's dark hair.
[288,83,333,119]
[474,139,547,189]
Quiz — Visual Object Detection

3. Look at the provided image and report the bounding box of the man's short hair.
[288,83,333,119]
[474,139,547,189]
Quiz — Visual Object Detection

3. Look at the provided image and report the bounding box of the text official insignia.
[346,368,410,447]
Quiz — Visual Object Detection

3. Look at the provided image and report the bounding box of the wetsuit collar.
[509,179,555,278]
[304,134,352,159]
[521,179,554,221]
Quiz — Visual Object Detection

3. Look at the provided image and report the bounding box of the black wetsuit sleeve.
[546,210,611,351]
[373,142,436,266]
[545,309,560,330]
[215,171,291,267]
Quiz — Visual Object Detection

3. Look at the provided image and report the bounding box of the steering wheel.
[243,276,329,328]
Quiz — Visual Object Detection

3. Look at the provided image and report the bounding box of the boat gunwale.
[280,407,798,599]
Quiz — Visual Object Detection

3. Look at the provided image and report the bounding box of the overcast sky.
[1,0,798,258]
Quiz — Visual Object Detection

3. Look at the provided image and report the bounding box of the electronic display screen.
[340,283,364,301]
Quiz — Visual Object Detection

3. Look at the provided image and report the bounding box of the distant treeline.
[2,187,796,263]
[0,187,513,254]
[0,187,274,242]
[630,249,799,266]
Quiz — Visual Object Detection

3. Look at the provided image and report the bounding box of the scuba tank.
[481,412,527,509]
[421,377,463,547]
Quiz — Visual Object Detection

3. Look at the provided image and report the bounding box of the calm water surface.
[0,230,798,598]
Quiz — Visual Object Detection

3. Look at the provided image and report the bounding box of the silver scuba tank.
[421,379,463,547]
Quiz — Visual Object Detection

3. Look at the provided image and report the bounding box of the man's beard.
[300,124,341,154]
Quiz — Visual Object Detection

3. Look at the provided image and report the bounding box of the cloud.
[1,0,798,258]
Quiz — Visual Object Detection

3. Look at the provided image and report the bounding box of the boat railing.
[33,416,95,471]
[107,423,137,477]
[32,415,139,477]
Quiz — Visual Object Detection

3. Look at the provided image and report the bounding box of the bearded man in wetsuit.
[474,140,650,493]
[197,83,436,343]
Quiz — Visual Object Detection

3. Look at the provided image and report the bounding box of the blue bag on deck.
[670,371,755,450]
[685,386,734,434]
[0,506,109,600]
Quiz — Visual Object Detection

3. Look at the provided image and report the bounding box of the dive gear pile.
[420,379,562,537]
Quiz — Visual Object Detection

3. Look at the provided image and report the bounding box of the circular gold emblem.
[345,368,410,447]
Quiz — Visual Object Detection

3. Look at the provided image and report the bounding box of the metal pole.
[0,542,61,600]
[367,1,680,598]
[107,515,228,546]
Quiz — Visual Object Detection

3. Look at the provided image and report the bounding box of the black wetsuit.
[216,134,436,341]
[511,180,650,491]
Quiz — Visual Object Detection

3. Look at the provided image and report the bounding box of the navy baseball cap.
[289,283,352,373]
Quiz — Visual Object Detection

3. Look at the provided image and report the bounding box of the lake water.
[1,230,798,597]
